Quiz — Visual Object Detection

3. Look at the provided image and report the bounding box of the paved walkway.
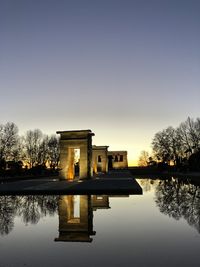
[0,170,142,195]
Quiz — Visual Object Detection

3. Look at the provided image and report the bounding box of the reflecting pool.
[0,178,200,267]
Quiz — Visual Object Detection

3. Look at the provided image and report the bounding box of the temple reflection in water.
[55,195,94,242]
[55,195,128,242]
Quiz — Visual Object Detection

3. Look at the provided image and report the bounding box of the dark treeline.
[139,117,200,171]
[0,122,60,176]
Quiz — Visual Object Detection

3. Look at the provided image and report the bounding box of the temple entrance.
[57,130,94,180]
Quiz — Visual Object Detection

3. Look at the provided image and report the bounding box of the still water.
[0,178,200,267]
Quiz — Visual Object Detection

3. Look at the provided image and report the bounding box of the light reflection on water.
[0,178,200,267]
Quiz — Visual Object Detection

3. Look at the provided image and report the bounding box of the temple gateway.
[56,130,128,180]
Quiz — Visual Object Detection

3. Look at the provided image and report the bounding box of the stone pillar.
[59,147,68,179]
[79,146,88,179]
[68,148,75,180]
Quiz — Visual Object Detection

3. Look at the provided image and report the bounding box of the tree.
[177,117,200,155]
[38,135,50,166]
[23,129,43,168]
[188,151,200,171]
[47,135,60,169]
[152,127,173,164]
[0,122,20,162]
[152,126,183,166]
[138,150,150,166]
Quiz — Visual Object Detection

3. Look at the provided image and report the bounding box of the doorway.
[108,155,113,170]
[74,148,80,178]
[67,148,80,180]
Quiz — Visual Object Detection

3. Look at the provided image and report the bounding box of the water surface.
[0,178,200,267]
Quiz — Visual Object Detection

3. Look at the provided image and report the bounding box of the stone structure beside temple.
[92,145,109,174]
[108,151,128,170]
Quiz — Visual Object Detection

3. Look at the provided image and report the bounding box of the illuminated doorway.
[67,148,80,181]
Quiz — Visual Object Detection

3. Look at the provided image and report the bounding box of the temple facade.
[57,129,128,180]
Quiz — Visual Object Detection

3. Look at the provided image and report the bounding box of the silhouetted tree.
[47,135,60,169]
[0,122,20,162]
[0,122,61,176]
[150,117,200,169]
[188,151,200,171]
[176,117,200,156]
[152,127,174,164]
[38,135,50,166]
[23,129,43,168]
[152,126,187,167]
[23,130,59,170]
[138,150,150,166]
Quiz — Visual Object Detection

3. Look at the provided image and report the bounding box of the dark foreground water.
[0,178,200,267]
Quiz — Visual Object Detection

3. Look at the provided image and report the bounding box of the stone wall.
[108,151,128,169]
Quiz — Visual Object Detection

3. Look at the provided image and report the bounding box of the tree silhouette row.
[0,122,60,175]
[139,117,200,171]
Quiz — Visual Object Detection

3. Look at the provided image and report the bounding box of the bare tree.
[152,126,184,166]
[38,135,50,166]
[23,129,43,168]
[47,135,60,169]
[152,128,172,164]
[138,150,150,166]
[0,122,20,162]
[177,117,200,155]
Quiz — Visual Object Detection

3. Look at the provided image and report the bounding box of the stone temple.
[57,130,128,181]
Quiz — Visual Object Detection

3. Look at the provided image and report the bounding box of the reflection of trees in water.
[0,195,59,235]
[17,196,59,225]
[155,178,200,233]
[18,196,41,224]
[0,196,18,235]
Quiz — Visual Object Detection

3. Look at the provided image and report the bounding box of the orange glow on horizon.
[128,159,138,167]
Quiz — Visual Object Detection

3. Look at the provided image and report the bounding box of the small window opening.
[119,155,123,162]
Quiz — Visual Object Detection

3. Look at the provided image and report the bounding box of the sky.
[0,0,200,165]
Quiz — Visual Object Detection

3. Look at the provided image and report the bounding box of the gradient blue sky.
[1,0,200,165]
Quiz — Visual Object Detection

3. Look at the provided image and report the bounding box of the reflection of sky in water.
[0,180,200,267]
[74,195,80,218]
